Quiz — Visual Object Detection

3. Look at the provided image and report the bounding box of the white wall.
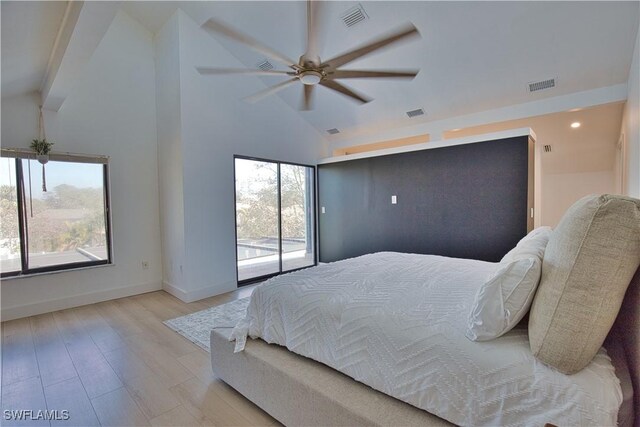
[155,11,327,301]
[614,132,625,194]
[0,11,162,320]
[154,13,187,295]
[542,171,616,226]
[622,26,640,197]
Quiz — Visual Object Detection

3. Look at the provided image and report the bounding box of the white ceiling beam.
[330,83,628,149]
[40,1,120,111]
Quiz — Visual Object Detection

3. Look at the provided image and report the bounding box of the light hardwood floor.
[1,286,280,427]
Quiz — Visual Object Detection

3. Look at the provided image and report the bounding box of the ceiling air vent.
[528,78,556,93]
[543,144,552,153]
[327,128,340,135]
[256,60,274,71]
[342,4,368,28]
[406,108,425,118]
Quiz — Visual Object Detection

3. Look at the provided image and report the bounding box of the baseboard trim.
[162,280,189,301]
[163,280,237,303]
[1,281,162,321]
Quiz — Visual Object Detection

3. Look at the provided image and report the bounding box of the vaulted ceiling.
[1,1,67,98]
[123,1,639,137]
[2,1,639,139]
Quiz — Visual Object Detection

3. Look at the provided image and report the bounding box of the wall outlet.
[391,195,397,204]
[142,261,149,270]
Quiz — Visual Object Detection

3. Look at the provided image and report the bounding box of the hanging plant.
[30,138,54,164]
[31,106,52,192]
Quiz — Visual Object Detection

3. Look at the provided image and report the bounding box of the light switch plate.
[391,195,397,204]
[321,206,326,213]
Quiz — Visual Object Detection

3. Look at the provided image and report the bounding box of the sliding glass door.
[235,158,280,281]
[234,157,315,283]
[280,163,315,272]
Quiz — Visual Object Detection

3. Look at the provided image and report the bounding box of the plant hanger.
[30,105,54,193]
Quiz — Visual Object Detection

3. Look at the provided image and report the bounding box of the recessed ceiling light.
[450,128,461,132]
[571,122,581,128]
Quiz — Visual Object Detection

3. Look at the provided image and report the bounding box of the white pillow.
[501,226,552,263]
[466,257,541,341]
[466,227,552,342]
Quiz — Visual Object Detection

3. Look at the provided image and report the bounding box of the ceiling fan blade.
[305,0,324,63]
[245,78,299,104]
[196,67,294,76]
[319,80,371,104]
[320,23,420,70]
[302,85,315,111]
[202,19,297,68]
[328,69,419,79]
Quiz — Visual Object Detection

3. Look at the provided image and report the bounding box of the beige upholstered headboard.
[610,267,640,425]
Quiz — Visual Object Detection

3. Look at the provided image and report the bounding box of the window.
[0,158,20,274]
[234,157,316,283]
[0,152,111,277]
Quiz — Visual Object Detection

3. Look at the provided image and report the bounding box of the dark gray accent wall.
[318,136,532,263]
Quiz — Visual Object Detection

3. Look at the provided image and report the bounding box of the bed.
[212,194,640,426]
[211,252,636,426]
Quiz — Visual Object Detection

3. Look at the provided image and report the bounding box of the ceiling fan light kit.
[300,70,323,85]
[197,0,421,110]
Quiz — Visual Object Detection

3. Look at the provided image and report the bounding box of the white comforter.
[231,252,622,427]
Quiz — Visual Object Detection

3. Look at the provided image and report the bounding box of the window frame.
[1,156,113,278]
[233,155,317,286]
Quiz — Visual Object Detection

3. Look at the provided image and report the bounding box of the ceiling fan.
[196,0,421,110]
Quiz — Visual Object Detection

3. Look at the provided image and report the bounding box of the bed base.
[210,329,451,426]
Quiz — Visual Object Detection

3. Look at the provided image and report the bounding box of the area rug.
[163,297,250,352]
